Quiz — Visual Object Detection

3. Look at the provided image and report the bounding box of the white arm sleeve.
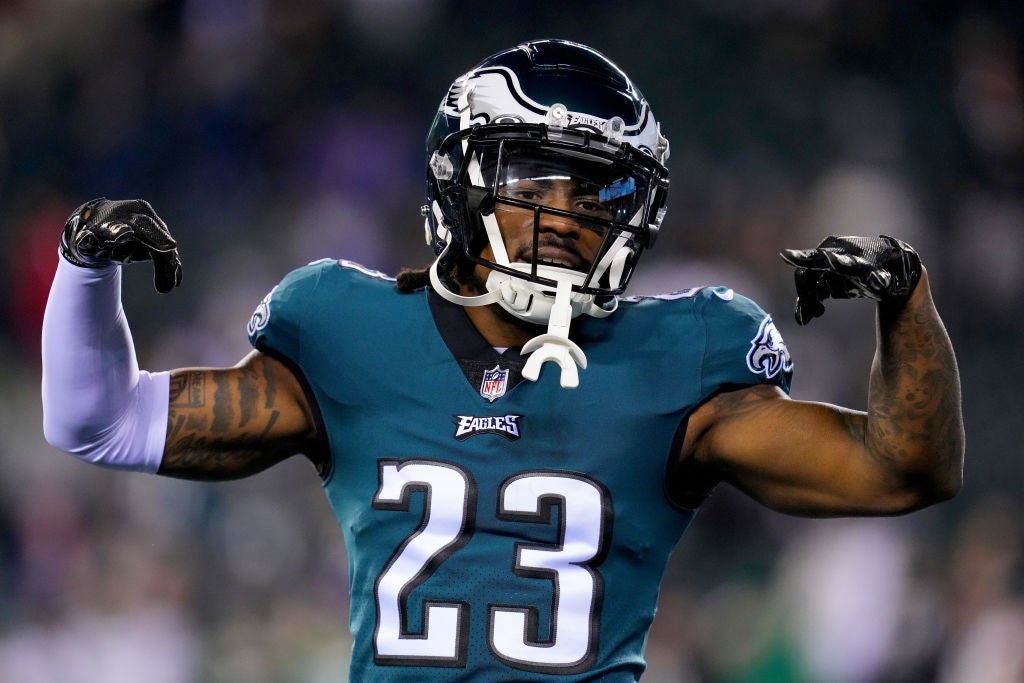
[41,256,169,473]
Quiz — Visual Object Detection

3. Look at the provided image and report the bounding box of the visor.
[489,147,649,226]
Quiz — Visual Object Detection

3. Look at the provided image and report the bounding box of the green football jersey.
[248,258,793,681]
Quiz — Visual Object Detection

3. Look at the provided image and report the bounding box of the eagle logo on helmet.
[442,64,667,163]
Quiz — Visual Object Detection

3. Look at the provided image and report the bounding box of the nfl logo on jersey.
[480,365,509,402]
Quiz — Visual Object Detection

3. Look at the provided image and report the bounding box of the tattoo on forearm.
[868,297,962,477]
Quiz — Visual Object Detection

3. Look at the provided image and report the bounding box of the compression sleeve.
[41,257,169,473]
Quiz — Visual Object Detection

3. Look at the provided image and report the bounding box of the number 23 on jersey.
[372,459,612,674]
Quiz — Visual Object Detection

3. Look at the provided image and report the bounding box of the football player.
[42,39,964,681]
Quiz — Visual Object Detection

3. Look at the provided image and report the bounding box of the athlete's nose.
[538,213,581,240]
[536,193,582,238]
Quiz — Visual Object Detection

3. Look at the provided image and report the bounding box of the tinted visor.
[481,145,651,227]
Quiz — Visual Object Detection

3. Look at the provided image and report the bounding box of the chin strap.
[428,226,502,308]
[520,278,587,388]
[427,210,605,389]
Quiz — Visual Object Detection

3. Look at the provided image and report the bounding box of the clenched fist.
[780,235,921,325]
[61,198,181,293]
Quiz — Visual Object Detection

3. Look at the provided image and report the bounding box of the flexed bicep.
[160,351,324,480]
[681,380,952,517]
[689,386,896,516]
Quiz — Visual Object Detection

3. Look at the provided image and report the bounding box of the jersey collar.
[427,288,529,399]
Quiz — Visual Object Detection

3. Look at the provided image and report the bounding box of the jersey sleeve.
[698,287,793,396]
[246,259,332,362]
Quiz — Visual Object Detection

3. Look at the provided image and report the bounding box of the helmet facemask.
[427,123,668,387]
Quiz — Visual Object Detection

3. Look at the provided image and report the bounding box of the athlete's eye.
[573,198,612,218]
[507,188,544,201]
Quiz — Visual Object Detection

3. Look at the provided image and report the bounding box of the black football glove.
[780,235,922,325]
[61,198,182,293]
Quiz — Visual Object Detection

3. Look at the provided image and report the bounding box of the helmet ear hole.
[465,186,495,215]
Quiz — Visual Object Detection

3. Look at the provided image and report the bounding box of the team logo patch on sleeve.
[453,414,523,441]
[247,287,276,337]
[746,315,794,379]
[479,365,509,402]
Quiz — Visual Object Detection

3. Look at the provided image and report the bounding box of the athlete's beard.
[450,260,486,298]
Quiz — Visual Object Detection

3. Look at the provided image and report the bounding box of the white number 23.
[372,459,610,674]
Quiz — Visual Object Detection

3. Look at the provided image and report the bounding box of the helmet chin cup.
[428,246,609,388]
[485,264,597,326]
[486,265,614,389]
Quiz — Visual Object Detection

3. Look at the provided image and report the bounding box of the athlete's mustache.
[513,235,588,270]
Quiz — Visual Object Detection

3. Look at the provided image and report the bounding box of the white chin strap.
[485,263,616,325]
[427,222,619,389]
[488,264,614,389]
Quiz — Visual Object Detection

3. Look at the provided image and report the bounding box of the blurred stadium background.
[1,1,1022,681]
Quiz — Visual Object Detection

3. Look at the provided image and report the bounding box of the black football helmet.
[422,39,670,386]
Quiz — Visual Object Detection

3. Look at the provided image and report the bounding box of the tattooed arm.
[159,351,325,481]
[673,269,964,516]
